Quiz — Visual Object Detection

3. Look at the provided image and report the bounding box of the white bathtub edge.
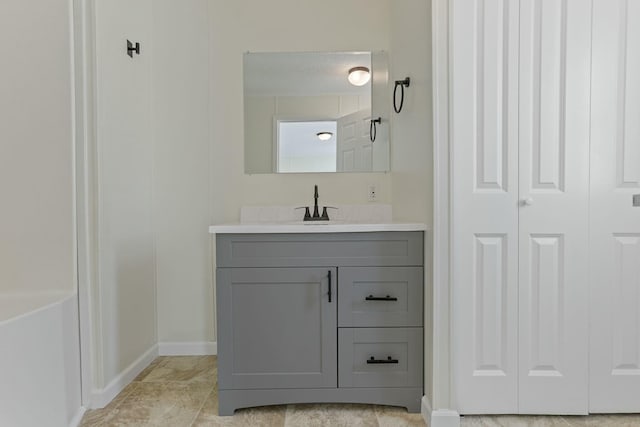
[90,344,159,409]
[158,341,217,356]
[0,290,76,326]
[68,406,87,427]
[0,292,82,427]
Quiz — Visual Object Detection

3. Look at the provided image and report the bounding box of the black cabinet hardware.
[365,295,398,301]
[367,356,399,364]
[328,270,332,303]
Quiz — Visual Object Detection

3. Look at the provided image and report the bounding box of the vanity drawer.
[216,232,423,268]
[338,267,423,327]
[338,327,423,388]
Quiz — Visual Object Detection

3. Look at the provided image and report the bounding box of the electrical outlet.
[367,184,377,202]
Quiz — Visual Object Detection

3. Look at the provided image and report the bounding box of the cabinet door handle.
[328,270,332,303]
[365,295,398,301]
[366,356,399,364]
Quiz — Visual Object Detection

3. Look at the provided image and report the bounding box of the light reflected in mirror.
[244,51,389,174]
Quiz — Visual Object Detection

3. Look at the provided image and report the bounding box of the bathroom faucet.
[313,185,320,219]
[296,185,336,221]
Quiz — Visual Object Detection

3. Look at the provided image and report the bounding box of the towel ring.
[393,77,410,113]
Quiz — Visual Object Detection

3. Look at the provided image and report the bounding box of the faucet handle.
[295,206,311,220]
[320,206,338,221]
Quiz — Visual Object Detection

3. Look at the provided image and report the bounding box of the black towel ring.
[369,117,382,143]
[393,77,411,113]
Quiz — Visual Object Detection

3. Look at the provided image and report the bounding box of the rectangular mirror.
[244,51,389,174]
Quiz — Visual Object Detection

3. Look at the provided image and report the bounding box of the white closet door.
[451,0,520,413]
[517,0,591,414]
[590,0,640,413]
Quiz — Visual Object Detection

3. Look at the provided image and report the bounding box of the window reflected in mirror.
[277,120,337,173]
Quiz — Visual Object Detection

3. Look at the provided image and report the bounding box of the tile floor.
[80,356,640,426]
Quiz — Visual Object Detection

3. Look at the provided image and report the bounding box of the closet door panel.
[590,0,640,413]
[451,0,520,414]
[518,0,590,414]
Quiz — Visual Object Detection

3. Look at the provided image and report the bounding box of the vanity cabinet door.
[217,267,337,390]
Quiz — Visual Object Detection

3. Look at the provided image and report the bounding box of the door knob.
[521,198,534,206]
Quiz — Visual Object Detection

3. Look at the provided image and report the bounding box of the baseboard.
[421,395,433,424]
[90,344,159,409]
[68,406,87,427]
[158,341,217,356]
[422,397,461,427]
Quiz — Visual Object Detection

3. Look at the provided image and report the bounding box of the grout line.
[104,381,139,411]
[80,381,141,426]
[560,415,588,427]
[284,404,292,427]
[187,389,214,427]
[560,416,575,426]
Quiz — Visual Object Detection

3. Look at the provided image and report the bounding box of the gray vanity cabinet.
[215,232,424,416]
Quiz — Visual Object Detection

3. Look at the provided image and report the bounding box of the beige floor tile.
[375,405,426,427]
[460,415,572,427]
[140,356,217,384]
[492,415,571,427]
[460,416,505,427]
[561,416,586,426]
[132,357,166,382]
[80,382,140,426]
[284,403,379,427]
[564,414,640,426]
[87,382,212,426]
[192,388,286,426]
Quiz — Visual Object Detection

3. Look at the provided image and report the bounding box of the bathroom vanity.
[210,223,426,415]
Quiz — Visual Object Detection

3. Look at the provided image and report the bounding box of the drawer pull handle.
[365,295,398,301]
[367,356,399,364]
[328,270,332,303]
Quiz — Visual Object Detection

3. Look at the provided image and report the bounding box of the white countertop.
[208,222,427,234]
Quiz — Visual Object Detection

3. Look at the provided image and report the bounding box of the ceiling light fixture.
[316,132,333,141]
[347,66,371,86]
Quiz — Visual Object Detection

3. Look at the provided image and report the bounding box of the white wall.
[90,0,213,397]
[152,0,213,347]
[0,0,75,294]
[391,0,433,224]
[389,0,434,403]
[95,0,157,387]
